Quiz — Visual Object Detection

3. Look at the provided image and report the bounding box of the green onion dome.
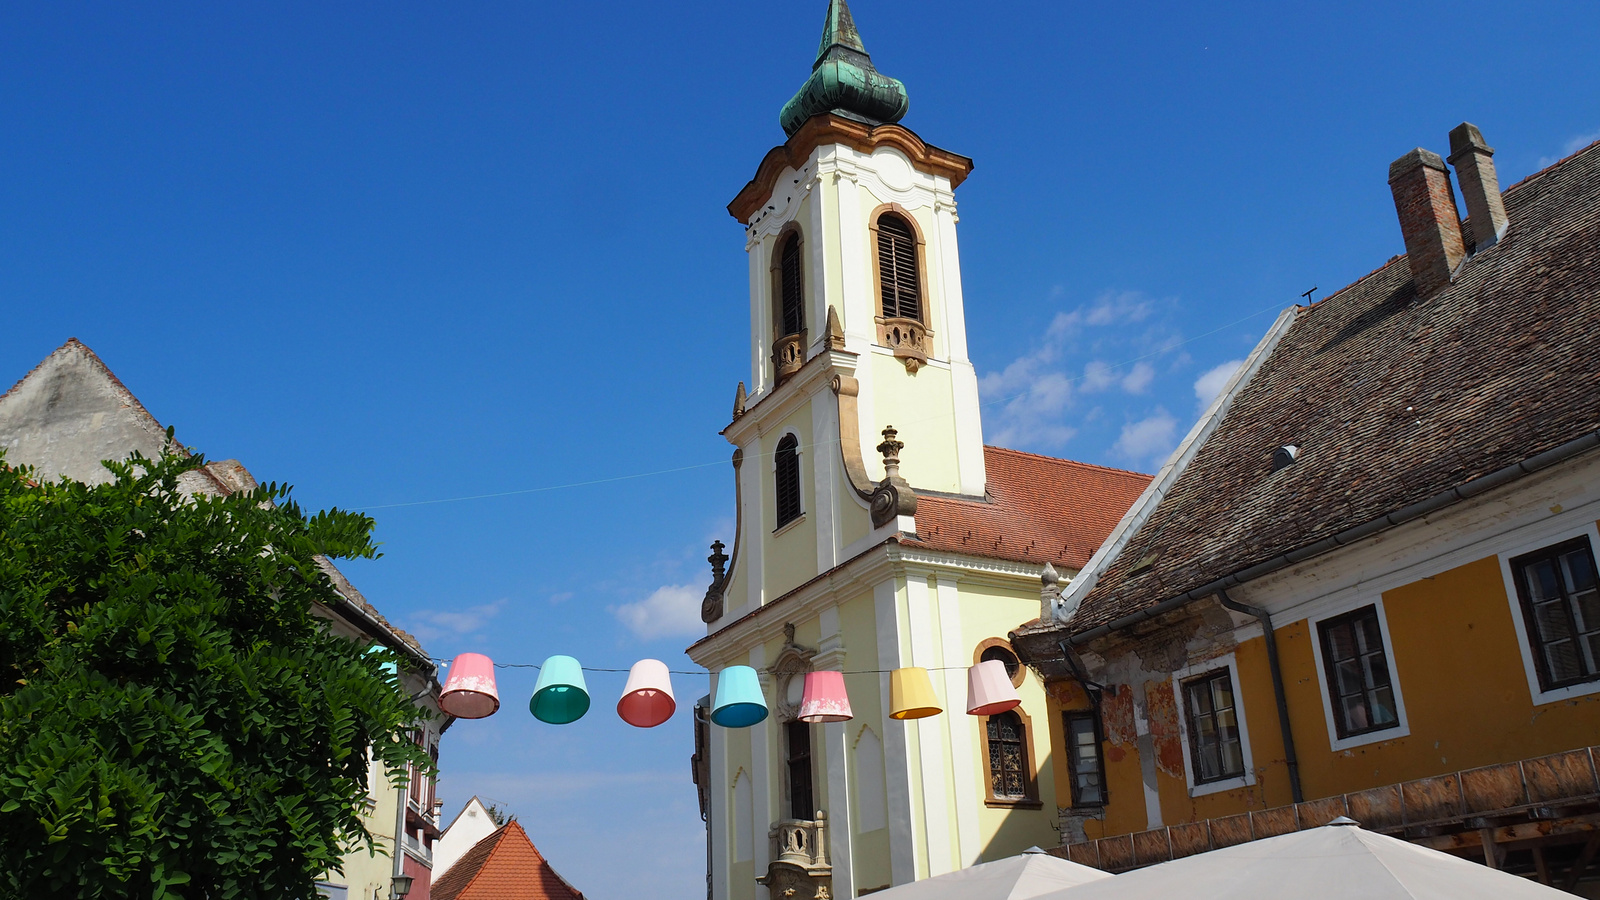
[779,0,910,138]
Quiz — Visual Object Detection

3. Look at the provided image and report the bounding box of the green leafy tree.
[0,448,432,899]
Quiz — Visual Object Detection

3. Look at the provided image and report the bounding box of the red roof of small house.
[901,446,1152,571]
[430,820,586,900]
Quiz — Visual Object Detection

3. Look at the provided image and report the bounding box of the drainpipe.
[1215,589,1302,803]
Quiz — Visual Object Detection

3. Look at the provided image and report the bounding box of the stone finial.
[825,306,846,351]
[869,425,916,528]
[877,425,904,478]
[701,540,730,624]
[733,382,748,420]
[1041,562,1059,587]
[1040,562,1062,621]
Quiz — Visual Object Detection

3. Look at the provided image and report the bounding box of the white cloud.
[1122,362,1155,394]
[1084,291,1152,326]
[1539,128,1600,167]
[611,583,704,642]
[409,600,506,642]
[1113,409,1178,465]
[1193,359,1245,411]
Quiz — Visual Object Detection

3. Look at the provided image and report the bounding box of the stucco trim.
[1496,520,1600,706]
[1305,597,1413,752]
[1168,653,1258,798]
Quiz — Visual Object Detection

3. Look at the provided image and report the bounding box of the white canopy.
[866,848,1110,900]
[1038,820,1570,900]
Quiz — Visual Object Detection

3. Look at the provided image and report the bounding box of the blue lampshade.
[530,655,590,724]
[711,665,769,727]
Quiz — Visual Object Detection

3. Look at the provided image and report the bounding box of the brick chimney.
[1448,122,1509,251]
[1388,148,1465,298]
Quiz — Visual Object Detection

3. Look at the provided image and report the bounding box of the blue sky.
[3,2,1597,896]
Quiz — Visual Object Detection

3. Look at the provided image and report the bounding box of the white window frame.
[1308,597,1411,751]
[1170,653,1255,797]
[1498,521,1600,705]
[771,429,806,535]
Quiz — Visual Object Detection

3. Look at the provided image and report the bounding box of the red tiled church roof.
[431,820,586,900]
[903,446,1152,571]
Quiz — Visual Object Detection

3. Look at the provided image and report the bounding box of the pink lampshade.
[617,658,676,728]
[439,653,500,719]
[966,659,1021,716]
[797,671,853,723]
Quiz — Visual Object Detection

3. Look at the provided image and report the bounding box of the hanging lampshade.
[889,666,942,720]
[617,658,676,728]
[966,658,1022,716]
[711,665,769,727]
[797,671,853,723]
[530,655,591,724]
[438,652,500,719]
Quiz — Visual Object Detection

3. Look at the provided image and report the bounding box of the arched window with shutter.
[779,231,804,338]
[871,207,931,371]
[876,212,921,321]
[774,433,802,529]
[771,228,807,383]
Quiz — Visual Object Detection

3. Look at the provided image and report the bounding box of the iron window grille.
[1063,711,1106,808]
[985,711,1032,801]
[774,434,802,529]
[1317,605,1401,738]
[1182,669,1245,784]
[1511,536,1600,691]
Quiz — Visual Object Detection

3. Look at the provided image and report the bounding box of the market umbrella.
[1038,818,1572,900]
[867,848,1109,900]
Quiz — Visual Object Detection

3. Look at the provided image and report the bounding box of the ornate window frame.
[769,224,808,385]
[973,637,1026,688]
[978,705,1042,809]
[867,203,933,371]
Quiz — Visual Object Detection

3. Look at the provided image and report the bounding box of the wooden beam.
[1479,828,1502,868]
[1410,813,1600,852]
[1566,833,1600,893]
[1533,846,1551,885]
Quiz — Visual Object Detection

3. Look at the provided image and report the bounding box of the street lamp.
[390,874,413,900]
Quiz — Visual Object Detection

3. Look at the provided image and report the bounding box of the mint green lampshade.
[711,665,769,728]
[530,655,590,724]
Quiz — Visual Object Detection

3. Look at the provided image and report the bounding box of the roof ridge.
[983,444,1151,479]
[1503,137,1600,196]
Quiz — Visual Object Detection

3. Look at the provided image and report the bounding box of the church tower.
[688,5,1152,900]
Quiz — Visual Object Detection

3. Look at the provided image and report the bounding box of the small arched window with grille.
[774,434,802,529]
[983,710,1038,806]
[876,213,921,321]
[779,232,805,338]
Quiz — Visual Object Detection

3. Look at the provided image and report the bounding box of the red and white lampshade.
[439,652,501,719]
[797,671,853,723]
[966,659,1021,716]
[617,658,677,728]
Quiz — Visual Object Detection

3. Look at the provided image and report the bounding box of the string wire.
[433,658,990,677]
[360,298,1292,510]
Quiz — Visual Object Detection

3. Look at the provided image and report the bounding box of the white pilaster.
[712,673,730,900]
[815,607,854,900]
[933,576,981,867]
[751,237,771,397]
[812,388,840,572]
[750,643,772,900]
[905,574,952,877]
[831,162,880,482]
[933,201,986,497]
[873,578,916,886]
[743,434,765,612]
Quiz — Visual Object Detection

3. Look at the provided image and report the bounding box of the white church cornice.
[723,348,859,446]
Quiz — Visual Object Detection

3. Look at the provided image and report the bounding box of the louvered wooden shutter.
[780,234,805,337]
[876,214,921,320]
[775,435,801,528]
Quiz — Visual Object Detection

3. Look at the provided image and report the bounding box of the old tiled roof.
[1065,139,1600,633]
[430,820,586,900]
[904,446,1152,570]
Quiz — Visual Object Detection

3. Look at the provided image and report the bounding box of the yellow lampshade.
[889,666,942,720]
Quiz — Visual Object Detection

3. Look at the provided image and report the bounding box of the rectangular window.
[1063,712,1105,807]
[1511,537,1600,690]
[785,720,814,819]
[1182,669,1244,784]
[1317,605,1400,739]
